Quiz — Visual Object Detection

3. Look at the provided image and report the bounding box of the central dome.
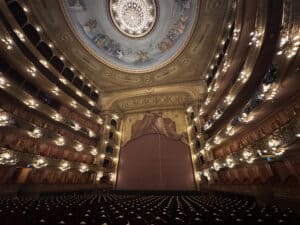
[109,0,157,38]
[61,0,198,73]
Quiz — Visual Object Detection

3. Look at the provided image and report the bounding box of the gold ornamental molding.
[101,81,206,112]
[111,93,194,113]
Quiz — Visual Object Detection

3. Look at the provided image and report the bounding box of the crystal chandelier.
[109,0,157,38]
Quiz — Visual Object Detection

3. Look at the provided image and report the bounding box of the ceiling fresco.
[62,0,198,73]
[25,0,234,111]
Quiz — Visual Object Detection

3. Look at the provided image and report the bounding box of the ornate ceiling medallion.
[109,0,157,38]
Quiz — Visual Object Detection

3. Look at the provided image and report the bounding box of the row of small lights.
[1,4,101,115]
[277,34,300,58]
[195,93,298,182]
[188,27,269,180]
[1,1,109,181]
[35,60,97,107]
[200,31,299,133]
[204,75,278,152]
[0,41,101,123]
[185,107,204,183]
[202,4,239,114]
[0,112,98,156]
[102,114,121,183]
[198,131,300,182]
[200,28,265,131]
[193,7,300,182]
[205,20,238,87]
[21,5,101,98]
[200,30,300,152]
[186,25,238,155]
[0,74,103,137]
[0,148,101,176]
[0,147,109,182]
[26,61,100,121]
[195,99,297,182]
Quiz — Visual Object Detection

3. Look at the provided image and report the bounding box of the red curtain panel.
[116,133,195,190]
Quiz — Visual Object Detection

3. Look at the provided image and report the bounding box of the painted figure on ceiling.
[93,33,124,59]
[69,0,86,11]
[83,19,97,33]
[136,51,150,63]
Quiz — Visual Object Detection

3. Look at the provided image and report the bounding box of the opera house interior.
[0,0,300,224]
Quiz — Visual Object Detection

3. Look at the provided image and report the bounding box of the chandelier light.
[109,0,157,38]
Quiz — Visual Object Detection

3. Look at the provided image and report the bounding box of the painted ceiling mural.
[62,0,198,73]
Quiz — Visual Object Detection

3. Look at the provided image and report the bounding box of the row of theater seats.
[0,191,298,225]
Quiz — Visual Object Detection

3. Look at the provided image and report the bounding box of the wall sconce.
[27,66,37,77]
[59,161,70,171]
[32,157,47,168]
[39,59,48,68]
[51,113,62,122]
[203,169,211,181]
[74,142,84,152]
[249,31,262,47]
[25,99,39,109]
[268,138,281,150]
[88,100,95,106]
[88,129,95,138]
[213,161,221,171]
[85,110,91,118]
[224,95,235,106]
[112,114,119,120]
[1,37,13,50]
[0,76,11,89]
[28,127,43,139]
[0,149,17,165]
[90,147,98,156]
[237,70,250,83]
[59,78,67,84]
[96,171,103,181]
[70,101,77,108]
[14,29,25,42]
[76,90,83,97]
[55,136,65,146]
[225,126,235,136]
[186,106,193,113]
[110,173,116,182]
[213,135,222,145]
[97,117,103,125]
[199,108,204,116]
[195,172,201,181]
[113,157,118,163]
[72,121,80,131]
[226,155,235,168]
[242,148,256,164]
[278,35,300,58]
[204,143,212,151]
[79,163,89,173]
[0,113,10,126]
[51,87,60,96]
